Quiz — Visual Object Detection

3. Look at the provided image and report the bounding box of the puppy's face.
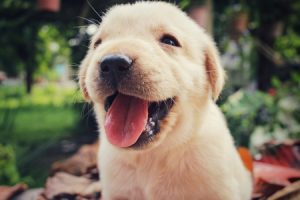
[79,2,224,150]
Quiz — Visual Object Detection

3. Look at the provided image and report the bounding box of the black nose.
[100,54,133,87]
[100,54,132,73]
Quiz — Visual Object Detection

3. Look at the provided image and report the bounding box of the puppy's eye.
[93,39,102,49]
[160,34,180,47]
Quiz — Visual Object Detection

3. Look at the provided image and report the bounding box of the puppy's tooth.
[148,130,154,135]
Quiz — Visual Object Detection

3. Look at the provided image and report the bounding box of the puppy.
[79,2,252,200]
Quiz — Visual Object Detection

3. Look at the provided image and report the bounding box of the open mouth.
[104,92,174,149]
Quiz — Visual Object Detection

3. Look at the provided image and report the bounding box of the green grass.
[0,84,81,145]
[0,84,83,186]
[1,106,78,144]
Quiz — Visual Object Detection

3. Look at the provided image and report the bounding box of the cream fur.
[79,2,253,200]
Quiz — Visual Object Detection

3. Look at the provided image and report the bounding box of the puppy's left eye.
[160,34,180,47]
[93,39,102,49]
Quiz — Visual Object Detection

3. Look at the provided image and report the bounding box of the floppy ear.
[78,51,92,101]
[204,37,225,101]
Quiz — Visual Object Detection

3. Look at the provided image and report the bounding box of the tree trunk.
[25,68,33,93]
[23,25,38,94]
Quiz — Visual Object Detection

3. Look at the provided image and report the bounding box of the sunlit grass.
[0,84,83,186]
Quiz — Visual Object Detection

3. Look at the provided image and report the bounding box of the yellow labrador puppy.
[79,2,252,200]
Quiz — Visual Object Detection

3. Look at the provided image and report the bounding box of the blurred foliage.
[0,144,20,185]
[179,0,192,9]
[0,144,35,186]
[35,25,71,80]
[0,84,81,109]
[214,0,300,41]
[271,73,300,138]
[0,84,82,144]
[0,0,33,10]
[275,30,300,61]
[0,23,71,86]
[222,90,276,147]
[0,0,81,93]
[0,0,35,76]
[0,0,99,186]
[222,72,300,147]
[0,85,83,186]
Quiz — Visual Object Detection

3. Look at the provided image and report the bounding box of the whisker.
[70,63,80,67]
[74,25,89,29]
[87,0,102,20]
[78,16,98,25]
[79,44,89,49]
[82,102,94,120]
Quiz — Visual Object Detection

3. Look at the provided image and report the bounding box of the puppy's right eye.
[160,34,181,47]
[93,39,102,49]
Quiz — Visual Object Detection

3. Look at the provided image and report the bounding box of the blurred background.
[0,0,299,194]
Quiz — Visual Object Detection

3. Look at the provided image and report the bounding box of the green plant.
[0,144,20,185]
[270,73,300,138]
[0,84,83,186]
[221,90,276,147]
[275,30,300,62]
[222,72,300,147]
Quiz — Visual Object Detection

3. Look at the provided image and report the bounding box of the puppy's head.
[79,2,225,150]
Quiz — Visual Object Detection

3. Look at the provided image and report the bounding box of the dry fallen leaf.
[40,172,101,199]
[0,184,27,200]
[253,140,300,199]
[257,140,300,169]
[51,142,99,176]
[268,180,300,200]
[254,162,300,186]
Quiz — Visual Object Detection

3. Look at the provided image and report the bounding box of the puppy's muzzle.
[100,54,133,88]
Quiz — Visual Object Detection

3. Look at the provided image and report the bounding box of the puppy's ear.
[78,51,92,101]
[204,37,225,101]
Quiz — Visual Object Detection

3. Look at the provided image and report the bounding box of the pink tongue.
[104,93,148,147]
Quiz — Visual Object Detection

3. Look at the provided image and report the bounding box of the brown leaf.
[0,184,27,200]
[268,180,300,200]
[257,140,300,169]
[253,140,300,199]
[51,142,99,176]
[253,179,285,199]
[254,162,300,186]
[41,172,101,199]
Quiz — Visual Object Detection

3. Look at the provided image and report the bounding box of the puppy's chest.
[102,155,208,200]
[104,159,160,199]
